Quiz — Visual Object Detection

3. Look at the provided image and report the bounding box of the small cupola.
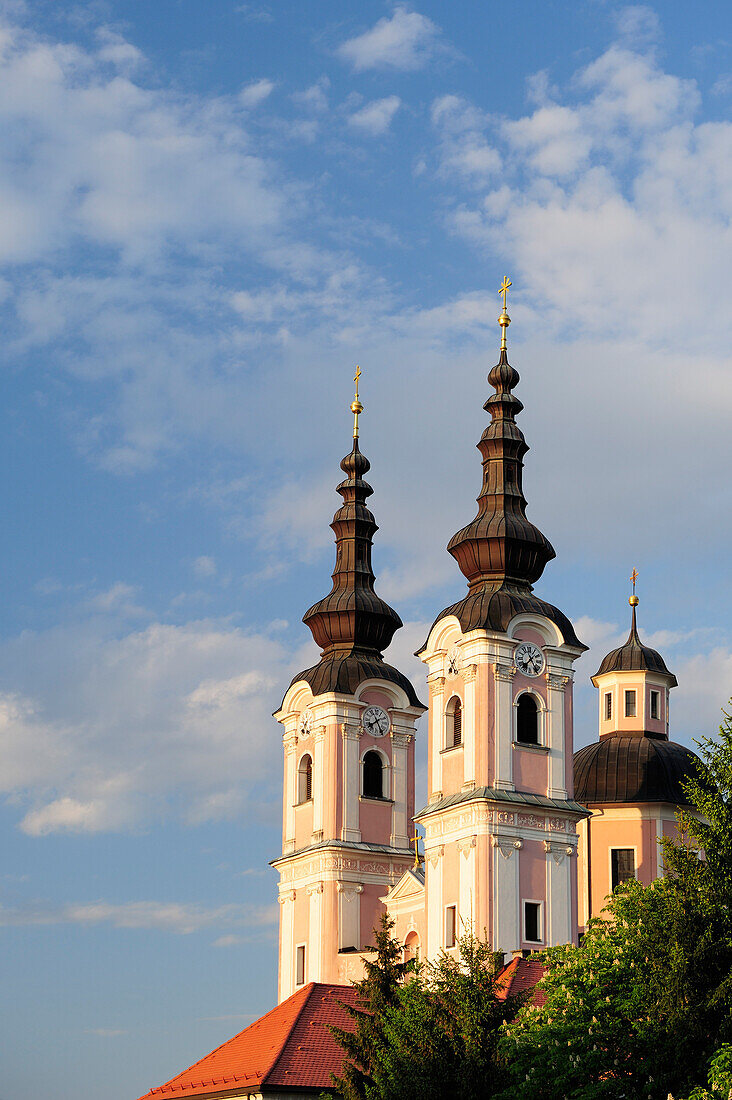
[591,578,676,741]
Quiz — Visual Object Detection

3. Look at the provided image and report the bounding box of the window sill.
[512,741,549,753]
[294,798,313,807]
[359,795,394,804]
[440,744,463,755]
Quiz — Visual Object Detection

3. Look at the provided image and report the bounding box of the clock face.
[362,705,390,737]
[514,642,545,678]
[447,645,461,678]
[298,710,311,738]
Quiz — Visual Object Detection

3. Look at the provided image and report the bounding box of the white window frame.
[513,690,545,747]
[650,689,660,721]
[609,846,637,892]
[444,904,457,949]
[360,746,391,800]
[296,753,313,805]
[522,899,544,944]
[444,694,463,750]
[624,689,637,718]
[295,942,307,986]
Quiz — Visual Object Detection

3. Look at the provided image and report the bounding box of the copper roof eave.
[414,786,590,821]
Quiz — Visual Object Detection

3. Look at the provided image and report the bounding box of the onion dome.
[429,278,585,650]
[574,736,700,806]
[289,372,423,708]
[592,599,677,686]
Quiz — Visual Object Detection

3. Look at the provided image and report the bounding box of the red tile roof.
[137,983,357,1099]
[495,956,547,1006]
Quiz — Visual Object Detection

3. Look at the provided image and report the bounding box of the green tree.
[326,920,520,1100]
[325,913,413,1100]
[680,1044,732,1100]
[502,706,732,1100]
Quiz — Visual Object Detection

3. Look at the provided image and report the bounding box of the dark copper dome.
[290,433,424,709]
[426,329,585,652]
[574,734,700,805]
[593,605,677,685]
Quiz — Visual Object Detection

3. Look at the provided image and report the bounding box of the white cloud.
[0,615,300,834]
[0,898,277,934]
[239,77,274,108]
[337,6,441,72]
[292,76,329,113]
[431,95,502,181]
[348,95,401,136]
[193,555,217,578]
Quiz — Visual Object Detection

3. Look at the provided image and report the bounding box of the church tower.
[574,583,700,930]
[394,281,588,959]
[272,373,425,1001]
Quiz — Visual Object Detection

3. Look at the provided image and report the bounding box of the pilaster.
[491,834,522,954]
[493,664,516,790]
[341,723,362,843]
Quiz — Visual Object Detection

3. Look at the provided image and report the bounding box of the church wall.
[360,882,387,947]
[441,744,464,792]
[359,792,392,847]
[512,745,548,796]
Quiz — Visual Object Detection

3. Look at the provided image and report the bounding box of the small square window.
[445,905,457,948]
[604,692,612,720]
[650,691,660,720]
[625,690,636,718]
[295,944,306,986]
[524,901,541,943]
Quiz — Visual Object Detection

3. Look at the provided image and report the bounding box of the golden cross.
[499,275,512,311]
[630,568,639,595]
[350,365,364,439]
[410,831,424,869]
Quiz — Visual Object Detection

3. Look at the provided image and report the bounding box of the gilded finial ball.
[351,399,363,415]
[629,595,639,607]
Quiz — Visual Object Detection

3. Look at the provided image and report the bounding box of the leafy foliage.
[325,918,519,1100]
[680,1044,732,1100]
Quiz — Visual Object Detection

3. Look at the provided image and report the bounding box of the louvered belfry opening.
[298,754,313,803]
[446,696,462,748]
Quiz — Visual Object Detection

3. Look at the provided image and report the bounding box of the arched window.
[516,694,539,745]
[446,696,462,748]
[404,931,420,963]
[363,750,383,799]
[298,754,313,803]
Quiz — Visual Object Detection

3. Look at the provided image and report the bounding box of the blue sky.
[1,1,731,1097]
